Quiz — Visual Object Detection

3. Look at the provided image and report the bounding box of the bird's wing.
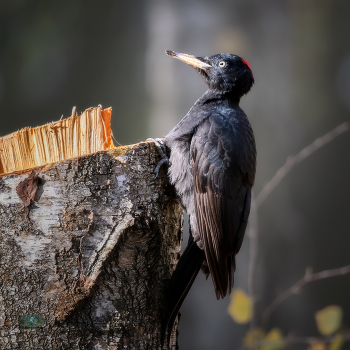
[191,112,254,299]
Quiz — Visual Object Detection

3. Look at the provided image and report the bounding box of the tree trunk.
[0,142,182,350]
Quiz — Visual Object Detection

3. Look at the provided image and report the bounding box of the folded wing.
[191,113,254,299]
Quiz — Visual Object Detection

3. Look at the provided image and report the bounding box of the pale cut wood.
[0,106,113,176]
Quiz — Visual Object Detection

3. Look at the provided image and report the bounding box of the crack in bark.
[87,214,135,281]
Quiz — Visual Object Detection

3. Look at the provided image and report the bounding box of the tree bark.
[0,142,182,350]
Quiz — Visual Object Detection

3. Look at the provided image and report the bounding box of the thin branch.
[262,264,350,327]
[245,122,349,333]
[255,122,349,209]
[285,333,350,345]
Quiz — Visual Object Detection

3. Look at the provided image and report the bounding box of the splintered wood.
[0,106,114,176]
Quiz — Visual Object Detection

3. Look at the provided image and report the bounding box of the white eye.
[219,61,226,67]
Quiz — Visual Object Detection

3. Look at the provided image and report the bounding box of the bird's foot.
[146,138,169,179]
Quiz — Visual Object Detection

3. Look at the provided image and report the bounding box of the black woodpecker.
[152,50,256,343]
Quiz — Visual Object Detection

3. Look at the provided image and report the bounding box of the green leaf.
[19,314,45,328]
[315,305,342,335]
[243,328,265,350]
[329,333,345,350]
[261,328,284,350]
[228,288,252,324]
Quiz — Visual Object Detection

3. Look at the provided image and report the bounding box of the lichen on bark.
[0,142,182,350]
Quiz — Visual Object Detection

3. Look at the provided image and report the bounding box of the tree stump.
[0,142,182,350]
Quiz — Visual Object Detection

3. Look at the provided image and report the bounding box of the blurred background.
[1,0,350,349]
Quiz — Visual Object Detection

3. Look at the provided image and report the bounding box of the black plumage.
[160,50,256,342]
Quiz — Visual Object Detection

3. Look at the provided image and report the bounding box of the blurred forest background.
[1,1,350,349]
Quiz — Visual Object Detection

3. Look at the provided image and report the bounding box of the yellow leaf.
[329,333,344,350]
[315,305,343,335]
[243,328,265,350]
[307,342,326,350]
[228,288,252,324]
[261,328,285,350]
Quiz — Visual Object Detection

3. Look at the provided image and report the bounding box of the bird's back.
[165,96,256,298]
[191,102,255,297]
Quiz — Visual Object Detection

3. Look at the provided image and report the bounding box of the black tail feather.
[161,233,205,346]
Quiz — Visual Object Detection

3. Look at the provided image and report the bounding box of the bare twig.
[285,333,350,345]
[245,122,349,333]
[255,122,349,209]
[262,264,350,327]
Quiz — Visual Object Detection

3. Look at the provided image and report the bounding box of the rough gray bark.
[0,142,183,350]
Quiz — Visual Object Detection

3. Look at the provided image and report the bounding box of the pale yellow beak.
[166,50,211,69]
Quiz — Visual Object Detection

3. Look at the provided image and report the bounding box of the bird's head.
[166,50,254,98]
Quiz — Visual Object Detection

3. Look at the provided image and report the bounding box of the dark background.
[1,1,350,349]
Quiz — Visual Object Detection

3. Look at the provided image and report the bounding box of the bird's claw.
[146,138,169,179]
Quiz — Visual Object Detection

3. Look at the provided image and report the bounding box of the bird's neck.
[199,89,241,107]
